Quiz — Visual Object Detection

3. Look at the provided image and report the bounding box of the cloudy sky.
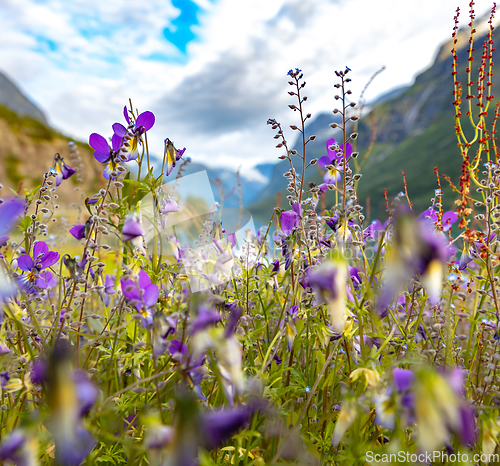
[0,0,495,175]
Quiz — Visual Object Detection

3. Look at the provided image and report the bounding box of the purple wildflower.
[201,406,252,449]
[113,107,155,162]
[163,138,186,176]
[364,219,383,241]
[89,132,122,179]
[0,431,29,465]
[318,138,353,170]
[168,339,188,363]
[279,210,299,235]
[0,371,9,389]
[31,358,47,385]
[73,370,99,417]
[224,303,242,338]
[17,241,60,291]
[122,214,145,242]
[0,197,24,238]
[53,153,76,186]
[69,224,85,240]
[270,259,280,275]
[121,270,159,325]
[69,218,92,241]
[100,273,116,307]
[190,306,222,335]
[393,368,414,392]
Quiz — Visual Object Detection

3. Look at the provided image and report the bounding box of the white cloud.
[0,0,495,171]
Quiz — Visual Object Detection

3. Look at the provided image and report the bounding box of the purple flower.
[323,168,342,184]
[69,224,85,240]
[69,218,92,241]
[100,274,116,307]
[419,208,458,232]
[442,210,458,231]
[160,199,179,213]
[56,424,95,466]
[201,406,252,449]
[279,210,299,235]
[349,266,361,287]
[73,370,99,417]
[459,405,477,446]
[325,212,354,235]
[163,138,186,176]
[121,270,159,324]
[151,312,178,357]
[89,132,115,163]
[0,197,24,237]
[18,241,60,291]
[85,195,100,205]
[318,138,353,168]
[0,371,9,389]
[307,261,347,332]
[307,265,339,300]
[53,154,76,186]
[0,431,27,464]
[31,358,47,385]
[89,132,122,179]
[270,259,280,275]
[113,107,155,162]
[379,207,451,309]
[364,219,383,241]
[393,368,414,392]
[168,339,188,362]
[292,202,302,217]
[122,214,145,242]
[190,306,222,335]
[224,303,242,337]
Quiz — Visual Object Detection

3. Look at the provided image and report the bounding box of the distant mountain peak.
[0,71,48,124]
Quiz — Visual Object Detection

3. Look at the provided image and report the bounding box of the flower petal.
[69,225,86,240]
[33,241,48,260]
[111,133,122,153]
[89,133,109,154]
[280,211,298,235]
[0,198,24,238]
[318,155,331,169]
[136,111,155,131]
[123,106,130,124]
[17,254,33,272]
[143,283,159,308]
[112,123,127,138]
[39,251,60,269]
[137,270,152,288]
[393,368,414,392]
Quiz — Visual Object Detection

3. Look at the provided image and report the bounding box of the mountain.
[0,72,48,124]
[0,72,103,199]
[248,15,499,223]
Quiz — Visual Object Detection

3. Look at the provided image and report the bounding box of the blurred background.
[0,0,496,224]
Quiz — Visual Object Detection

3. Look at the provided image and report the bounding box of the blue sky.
[0,0,496,176]
[164,0,203,54]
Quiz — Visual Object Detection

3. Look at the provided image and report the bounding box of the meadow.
[0,3,499,465]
